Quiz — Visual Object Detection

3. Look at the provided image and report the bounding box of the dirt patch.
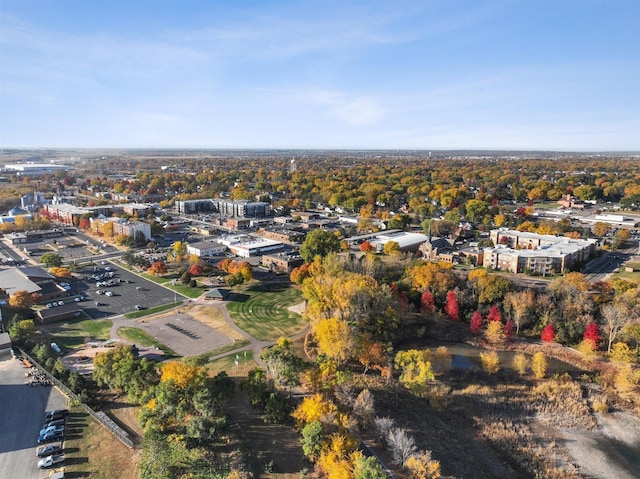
[189,304,247,340]
[226,381,307,478]
[135,310,233,356]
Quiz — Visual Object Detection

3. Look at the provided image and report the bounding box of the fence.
[18,348,134,448]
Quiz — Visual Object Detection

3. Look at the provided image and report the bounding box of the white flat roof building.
[228,238,284,258]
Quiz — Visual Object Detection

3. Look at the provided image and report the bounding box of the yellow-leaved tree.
[315,318,355,365]
[531,351,548,379]
[292,394,338,427]
[160,361,205,389]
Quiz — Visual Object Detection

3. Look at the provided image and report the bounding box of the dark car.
[39,425,65,437]
[36,443,63,457]
[42,418,66,429]
[45,409,69,421]
[38,430,64,444]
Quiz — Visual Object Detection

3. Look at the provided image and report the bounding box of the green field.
[117,326,177,357]
[611,262,640,284]
[207,350,256,376]
[47,317,112,351]
[226,282,306,341]
[140,272,206,298]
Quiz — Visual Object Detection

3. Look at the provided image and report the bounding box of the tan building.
[262,252,304,273]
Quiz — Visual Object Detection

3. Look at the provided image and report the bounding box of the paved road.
[0,356,67,479]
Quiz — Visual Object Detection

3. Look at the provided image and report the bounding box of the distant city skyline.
[1,1,639,151]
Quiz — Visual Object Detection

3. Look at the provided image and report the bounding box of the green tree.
[300,229,341,263]
[40,252,63,268]
[8,319,35,343]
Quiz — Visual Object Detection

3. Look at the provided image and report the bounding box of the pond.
[424,342,584,374]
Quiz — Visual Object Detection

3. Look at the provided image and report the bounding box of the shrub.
[577,339,598,357]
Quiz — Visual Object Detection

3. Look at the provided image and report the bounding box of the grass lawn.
[63,407,139,479]
[226,282,306,341]
[117,326,177,357]
[45,317,112,351]
[611,261,640,284]
[124,301,184,319]
[207,350,256,377]
[140,272,206,298]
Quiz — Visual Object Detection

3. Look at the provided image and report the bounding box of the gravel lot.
[136,311,233,356]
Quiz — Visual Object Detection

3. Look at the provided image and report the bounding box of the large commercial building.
[485,228,597,275]
[187,241,227,257]
[176,199,270,218]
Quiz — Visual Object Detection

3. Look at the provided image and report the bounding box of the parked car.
[36,444,63,457]
[105,291,113,296]
[45,409,68,421]
[38,453,65,469]
[42,418,66,429]
[38,430,64,444]
[39,425,64,437]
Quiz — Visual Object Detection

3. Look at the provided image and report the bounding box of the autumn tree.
[476,275,512,304]
[513,353,528,375]
[470,311,483,334]
[394,350,435,397]
[504,289,535,335]
[420,291,435,315]
[405,449,442,479]
[357,334,387,375]
[315,317,355,365]
[583,322,601,347]
[9,290,34,309]
[360,240,375,253]
[383,240,401,255]
[484,320,506,345]
[148,260,168,277]
[531,351,548,378]
[292,393,338,427]
[290,263,311,284]
[444,290,459,321]
[479,351,500,373]
[49,266,72,278]
[189,263,204,276]
[541,324,556,343]
[486,305,502,323]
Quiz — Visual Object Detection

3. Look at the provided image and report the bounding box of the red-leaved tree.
[504,320,515,342]
[487,305,502,322]
[541,324,556,343]
[470,311,483,334]
[420,291,435,315]
[189,263,204,276]
[583,322,601,346]
[445,290,460,321]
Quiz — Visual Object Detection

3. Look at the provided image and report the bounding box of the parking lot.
[73,262,186,319]
[0,357,67,479]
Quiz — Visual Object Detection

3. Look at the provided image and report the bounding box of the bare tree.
[387,427,417,467]
[373,416,395,445]
[504,289,535,335]
[601,302,631,353]
[353,389,375,428]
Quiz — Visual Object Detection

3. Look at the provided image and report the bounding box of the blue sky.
[1,0,638,150]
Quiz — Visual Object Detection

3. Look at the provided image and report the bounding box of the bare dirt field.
[135,308,234,356]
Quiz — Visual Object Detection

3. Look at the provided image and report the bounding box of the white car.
[105,291,113,297]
